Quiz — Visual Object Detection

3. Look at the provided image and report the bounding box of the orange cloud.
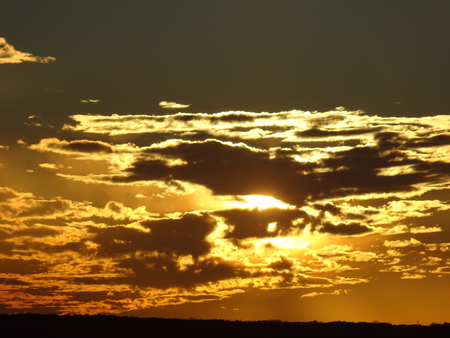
[3,108,450,317]
[0,37,56,64]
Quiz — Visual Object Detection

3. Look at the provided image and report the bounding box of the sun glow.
[241,195,292,209]
[267,222,277,232]
[243,236,313,250]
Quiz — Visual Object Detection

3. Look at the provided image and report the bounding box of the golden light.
[267,222,277,232]
[241,195,291,209]
[243,236,313,250]
[211,194,294,211]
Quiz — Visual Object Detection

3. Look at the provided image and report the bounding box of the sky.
[1,0,450,325]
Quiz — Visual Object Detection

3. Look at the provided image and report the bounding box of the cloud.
[0,191,73,222]
[62,111,450,205]
[2,108,450,316]
[317,222,372,236]
[30,138,113,154]
[0,37,56,64]
[401,273,426,279]
[90,213,216,259]
[159,101,190,109]
[410,226,442,234]
[80,99,100,103]
[215,208,311,240]
[301,289,349,298]
[383,238,423,248]
[0,184,374,313]
[430,267,450,274]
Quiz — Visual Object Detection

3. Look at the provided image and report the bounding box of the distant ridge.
[1,314,449,338]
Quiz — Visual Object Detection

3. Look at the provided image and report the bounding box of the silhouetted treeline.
[1,314,450,338]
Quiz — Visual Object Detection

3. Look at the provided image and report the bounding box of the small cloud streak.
[80,99,100,103]
[159,101,190,109]
[301,289,350,298]
[0,37,56,64]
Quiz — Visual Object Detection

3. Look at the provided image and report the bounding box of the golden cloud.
[0,37,56,64]
[159,101,190,109]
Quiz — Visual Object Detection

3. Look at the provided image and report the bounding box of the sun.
[241,195,291,209]
[213,194,293,210]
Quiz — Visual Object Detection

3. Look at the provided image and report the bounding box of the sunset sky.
[1,1,450,325]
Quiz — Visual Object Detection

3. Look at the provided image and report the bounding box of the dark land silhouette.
[1,314,450,338]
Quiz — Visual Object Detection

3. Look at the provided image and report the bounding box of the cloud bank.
[1,108,450,318]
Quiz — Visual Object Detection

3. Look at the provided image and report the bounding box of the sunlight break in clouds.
[0,37,56,64]
[239,195,292,209]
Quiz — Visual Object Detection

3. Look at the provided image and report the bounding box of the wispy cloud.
[80,99,100,103]
[159,101,190,109]
[301,289,350,298]
[0,37,56,64]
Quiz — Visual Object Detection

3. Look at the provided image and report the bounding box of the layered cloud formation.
[0,37,56,64]
[0,109,449,316]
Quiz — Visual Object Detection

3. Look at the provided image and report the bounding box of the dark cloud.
[406,134,450,148]
[73,257,242,290]
[115,160,171,182]
[0,227,59,239]
[215,208,310,239]
[318,222,372,236]
[307,113,347,128]
[210,113,256,123]
[105,201,123,213]
[0,277,30,286]
[374,132,406,150]
[172,114,204,122]
[17,200,71,218]
[60,140,113,153]
[82,212,250,289]
[313,133,448,198]
[90,213,216,258]
[117,256,239,289]
[112,131,450,207]
[269,256,294,271]
[176,131,216,142]
[312,202,341,216]
[414,161,450,178]
[0,259,47,274]
[121,140,315,206]
[296,127,379,138]
[140,213,216,257]
[39,139,113,153]
[0,238,90,255]
[214,203,371,239]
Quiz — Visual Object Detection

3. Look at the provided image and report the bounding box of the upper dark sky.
[1,0,449,120]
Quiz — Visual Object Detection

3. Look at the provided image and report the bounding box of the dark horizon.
[2,313,450,338]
